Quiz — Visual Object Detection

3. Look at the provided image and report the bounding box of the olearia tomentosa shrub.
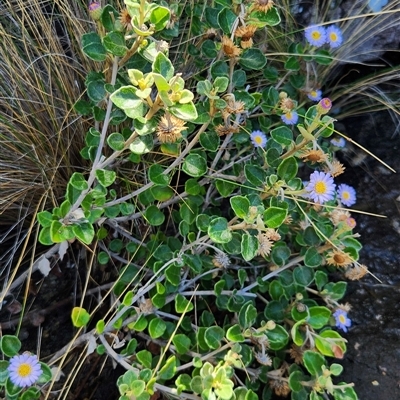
[30,0,374,399]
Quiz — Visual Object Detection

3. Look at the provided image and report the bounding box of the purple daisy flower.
[305,171,336,204]
[337,183,356,207]
[326,25,343,48]
[281,111,298,125]
[250,130,267,148]
[305,25,327,47]
[8,354,42,388]
[307,89,322,102]
[330,137,346,148]
[333,309,351,332]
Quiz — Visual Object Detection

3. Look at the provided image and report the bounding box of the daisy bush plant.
[10,0,393,399]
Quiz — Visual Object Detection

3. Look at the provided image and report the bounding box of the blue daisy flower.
[305,25,327,47]
[326,25,343,48]
[281,111,298,125]
[250,130,267,148]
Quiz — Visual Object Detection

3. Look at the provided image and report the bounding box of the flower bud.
[265,320,276,330]
[88,1,102,21]
[317,98,332,115]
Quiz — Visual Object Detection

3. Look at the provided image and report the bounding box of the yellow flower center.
[342,191,350,199]
[330,33,338,42]
[18,363,33,378]
[255,136,263,144]
[315,181,327,194]
[310,90,317,97]
[338,314,346,324]
[312,31,321,40]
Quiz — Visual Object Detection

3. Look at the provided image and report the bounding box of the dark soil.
[337,112,400,399]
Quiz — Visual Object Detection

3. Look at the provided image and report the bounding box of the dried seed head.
[300,149,327,164]
[324,159,346,177]
[269,379,291,397]
[345,264,368,280]
[215,123,240,136]
[264,228,281,241]
[221,35,241,58]
[257,233,273,258]
[212,252,231,268]
[251,0,275,13]
[326,249,353,268]
[157,113,187,143]
[119,9,132,30]
[330,209,351,225]
[280,97,296,113]
[289,344,304,364]
[255,351,272,366]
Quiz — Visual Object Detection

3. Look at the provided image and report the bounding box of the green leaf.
[217,7,237,35]
[175,294,194,313]
[264,300,285,322]
[204,326,225,349]
[70,172,88,191]
[315,270,328,291]
[37,211,53,228]
[216,179,236,197]
[271,243,291,265]
[230,196,250,219]
[307,306,331,329]
[87,80,106,103]
[148,318,166,339]
[313,49,333,65]
[226,324,245,342]
[39,227,53,245]
[103,31,127,56]
[200,130,220,152]
[244,164,266,187]
[107,132,125,151]
[158,356,176,380]
[315,330,346,358]
[249,7,281,26]
[172,334,191,354]
[110,86,145,117]
[136,350,152,369]
[81,32,107,61]
[270,126,293,147]
[265,324,289,350]
[277,157,298,181]
[129,134,153,154]
[330,363,343,376]
[152,52,174,81]
[293,266,314,286]
[289,370,305,392]
[285,56,300,71]
[71,307,90,328]
[182,153,207,177]
[239,301,257,329]
[303,350,326,376]
[333,385,358,400]
[144,205,165,226]
[165,264,181,286]
[96,169,116,187]
[0,335,21,357]
[239,48,267,70]
[151,185,174,201]
[130,380,146,397]
[208,217,232,244]
[148,164,169,186]
[185,179,201,196]
[36,362,52,385]
[149,5,170,31]
[264,207,287,228]
[73,223,95,245]
[241,234,258,261]
[214,76,229,92]
[304,247,322,268]
[169,102,198,121]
